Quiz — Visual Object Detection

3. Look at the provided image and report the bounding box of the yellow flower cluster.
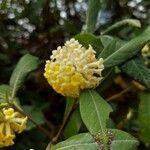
[44,38,104,97]
[0,107,27,147]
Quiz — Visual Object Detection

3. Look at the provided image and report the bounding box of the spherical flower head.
[0,107,27,147]
[44,38,104,97]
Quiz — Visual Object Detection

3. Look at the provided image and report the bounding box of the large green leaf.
[110,129,139,150]
[138,92,150,143]
[75,33,103,56]
[0,84,12,101]
[79,90,112,135]
[52,133,98,150]
[9,54,40,98]
[86,0,100,33]
[104,27,150,68]
[64,108,82,139]
[120,55,150,89]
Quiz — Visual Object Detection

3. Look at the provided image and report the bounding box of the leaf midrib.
[112,139,138,143]
[89,90,106,138]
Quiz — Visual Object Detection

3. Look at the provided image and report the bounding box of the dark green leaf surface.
[52,133,98,150]
[86,0,100,33]
[138,92,150,143]
[79,90,112,135]
[104,27,150,68]
[120,55,150,89]
[64,108,82,139]
[110,129,139,150]
[75,33,103,56]
[9,54,40,98]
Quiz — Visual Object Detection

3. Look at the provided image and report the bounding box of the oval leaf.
[9,54,40,98]
[104,27,150,68]
[110,129,139,150]
[79,90,112,135]
[64,108,82,139]
[120,55,150,89]
[52,133,98,150]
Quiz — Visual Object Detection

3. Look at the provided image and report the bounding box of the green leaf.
[9,54,40,98]
[79,90,112,135]
[102,19,141,35]
[0,84,12,102]
[104,27,150,68]
[64,108,82,139]
[52,133,98,150]
[100,35,114,48]
[86,0,100,33]
[138,92,150,143]
[96,68,115,93]
[120,55,150,89]
[110,129,139,150]
[22,105,45,130]
[98,40,116,59]
[75,33,103,56]
[64,97,75,117]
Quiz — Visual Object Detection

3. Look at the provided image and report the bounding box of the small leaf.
[86,0,100,33]
[102,19,141,35]
[79,90,112,135]
[138,92,150,143]
[120,55,150,89]
[52,133,98,150]
[75,33,103,56]
[22,105,45,130]
[104,27,150,68]
[64,108,82,139]
[0,84,12,102]
[110,129,139,150]
[9,54,40,98]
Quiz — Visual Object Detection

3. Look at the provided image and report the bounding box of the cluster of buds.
[44,38,104,97]
[0,106,27,147]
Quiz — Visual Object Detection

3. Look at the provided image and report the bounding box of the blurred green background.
[0,0,149,149]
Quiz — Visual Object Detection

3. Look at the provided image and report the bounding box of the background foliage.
[0,0,150,150]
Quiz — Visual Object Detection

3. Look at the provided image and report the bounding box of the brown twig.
[107,85,133,102]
